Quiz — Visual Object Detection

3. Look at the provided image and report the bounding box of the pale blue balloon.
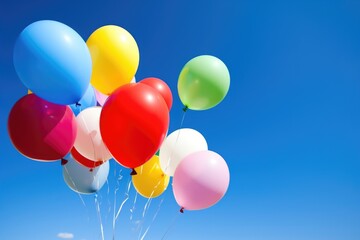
[63,156,109,194]
[70,85,97,115]
[13,20,92,105]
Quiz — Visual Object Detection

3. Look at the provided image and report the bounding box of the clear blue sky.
[1,0,360,239]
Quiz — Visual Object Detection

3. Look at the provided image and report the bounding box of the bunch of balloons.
[8,20,231,211]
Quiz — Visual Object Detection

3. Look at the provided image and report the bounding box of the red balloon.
[8,94,77,161]
[71,147,104,169]
[100,83,169,169]
[139,77,173,110]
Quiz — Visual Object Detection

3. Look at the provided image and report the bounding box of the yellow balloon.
[132,155,170,198]
[28,90,32,94]
[86,25,139,95]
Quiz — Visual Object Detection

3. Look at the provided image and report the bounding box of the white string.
[112,167,123,240]
[95,193,105,240]
[130,191,138,221]
[63,164,86,207]
[137,178,164,239]
[160,212,181,240]
[115,178,131,221]
[139,198,164,240]
[164,109,187,173]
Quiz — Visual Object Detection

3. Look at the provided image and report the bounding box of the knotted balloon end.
[180,207,184,213]
[61,158,68,166]
[130,168,137,175]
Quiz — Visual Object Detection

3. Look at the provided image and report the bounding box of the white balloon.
[159,128,208,176]
[74,106,112,161]
[63,157,109,194]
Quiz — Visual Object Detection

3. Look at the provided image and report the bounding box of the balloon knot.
[89,168,94,172]
[180,207,184,213]
[130,168,137,175]
[75,102,81,107]
[61,158,68,166]
[182,105,188,112]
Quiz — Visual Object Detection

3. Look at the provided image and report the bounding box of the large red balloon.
[100,83,169,169]
[71,147,104,169]
[8,94,77,161]
[139,77,173,110]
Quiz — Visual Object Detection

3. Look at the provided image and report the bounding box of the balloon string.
[112,167,123,240]
[138,197,164,240]
[180,108,187,126]
[141,178,163,218]
[160,212,181,240]
[105,163,112,214]
[95,193,105,240]
[164,109,187,173]
[115,178,131,221]
[130,191,138,221]
[63,164,86,207]
[142,198,153,219]
[105,178,112,221]
[137,178,164,238]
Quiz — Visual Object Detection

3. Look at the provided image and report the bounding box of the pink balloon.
[94,88,108,106]
[94,77,135,106]
[173,150,230,211]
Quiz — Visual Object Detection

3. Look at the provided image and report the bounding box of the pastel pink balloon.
[173,150,230,211]
[94,89,108,106]
[94,77,135,106]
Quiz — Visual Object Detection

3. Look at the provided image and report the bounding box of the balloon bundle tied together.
[8,20,231,214]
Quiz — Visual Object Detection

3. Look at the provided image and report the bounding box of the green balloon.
[177,55,230,110]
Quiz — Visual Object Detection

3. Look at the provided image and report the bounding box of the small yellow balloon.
[87,25,139,95]
[28,90,32,94]
[132,155,170,198]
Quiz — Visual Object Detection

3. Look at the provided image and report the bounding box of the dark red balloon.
[8,94,77,161]
[71,147,104,169]
[139,77,173,110]
[100,83,169,169]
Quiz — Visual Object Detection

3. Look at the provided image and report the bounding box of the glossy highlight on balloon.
[13,20,92,105]
[87,25,139,95]
[132,155,170,198]
[173,150,230,211]
[178,55,230,110]
[140,77,173,110]
[100,83,169,169]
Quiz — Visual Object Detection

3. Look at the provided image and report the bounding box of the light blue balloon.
[13,20,92,105]
[63,156,109,195]
[70,85,97,115]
